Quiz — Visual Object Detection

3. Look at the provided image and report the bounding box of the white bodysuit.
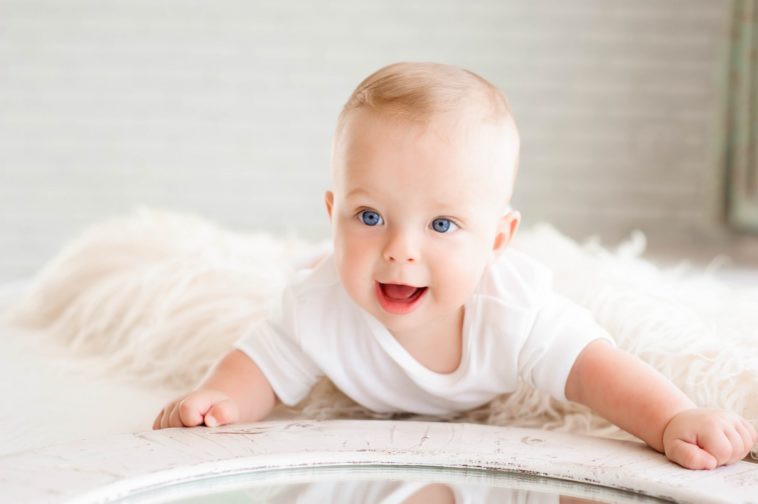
[235,248,613,415]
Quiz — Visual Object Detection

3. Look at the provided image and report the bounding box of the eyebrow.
[345,187,371,199]
[345,187,466,213]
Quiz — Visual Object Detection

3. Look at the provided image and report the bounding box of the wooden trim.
[0,420,756,502]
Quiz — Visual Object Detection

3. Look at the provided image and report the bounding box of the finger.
[666,438,718,470]
[160,402,176,429]
[168,402,183,428]
[153,409,164,430]
[204,398,239,427]
[699,429,733,467]
[161,402,177,429]
[745,420,758,444]
[176,390,229,424]
[722,426,744,465]
[736,421,757,457]
[178,397,206,427]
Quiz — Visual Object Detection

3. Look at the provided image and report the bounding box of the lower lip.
[375,282,428,315]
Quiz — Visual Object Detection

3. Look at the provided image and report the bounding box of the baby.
[154,62,756,470]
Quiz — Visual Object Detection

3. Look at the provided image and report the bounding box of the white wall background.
[0,0,736,281]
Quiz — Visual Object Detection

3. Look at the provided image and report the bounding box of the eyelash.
[431,218,458,233]
[358,209,383,227]
[356,210,459,234]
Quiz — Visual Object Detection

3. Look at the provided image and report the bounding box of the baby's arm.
[153,349,277,429]
[565,340,757,469]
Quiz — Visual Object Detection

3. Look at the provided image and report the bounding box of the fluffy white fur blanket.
[8,208,758,455]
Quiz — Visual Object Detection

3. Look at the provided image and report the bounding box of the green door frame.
[726,0,758,232]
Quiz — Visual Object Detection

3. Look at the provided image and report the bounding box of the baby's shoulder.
[288,252,340,294]
[478,248,554,309]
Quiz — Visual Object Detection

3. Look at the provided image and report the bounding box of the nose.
[383,227,418,264]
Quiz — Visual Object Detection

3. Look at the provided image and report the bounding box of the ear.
[325,191,334,221]
[492,209,521,257]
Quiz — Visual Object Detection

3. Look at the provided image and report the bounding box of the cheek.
[333,221,378,290]
[429,238,490,305]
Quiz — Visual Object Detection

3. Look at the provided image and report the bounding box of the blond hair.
[335,62,514,134]
[331,62,520,193]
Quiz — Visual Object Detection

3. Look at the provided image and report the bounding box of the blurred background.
[1,0,757,282]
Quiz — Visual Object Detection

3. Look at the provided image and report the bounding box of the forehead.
[332,109,517,204]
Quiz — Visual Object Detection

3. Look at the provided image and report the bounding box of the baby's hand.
[153,389,239,429]
[662,408,757,470]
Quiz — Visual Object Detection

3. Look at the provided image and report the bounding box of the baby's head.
[326,62,521,335]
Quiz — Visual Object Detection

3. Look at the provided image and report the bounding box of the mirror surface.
[124,465,669,504]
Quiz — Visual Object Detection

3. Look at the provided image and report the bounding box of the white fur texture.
[8,208,758,453]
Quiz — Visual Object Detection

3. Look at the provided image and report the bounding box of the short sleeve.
[234,287,322,406]
[518,292,614,402]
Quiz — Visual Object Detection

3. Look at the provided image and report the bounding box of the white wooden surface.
[1,420,757,503]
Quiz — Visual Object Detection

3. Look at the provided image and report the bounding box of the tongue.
[383,284,418,300]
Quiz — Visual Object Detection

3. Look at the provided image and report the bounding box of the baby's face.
[327,109,520,336]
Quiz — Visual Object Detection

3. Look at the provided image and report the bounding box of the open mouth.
[375,282,428,315]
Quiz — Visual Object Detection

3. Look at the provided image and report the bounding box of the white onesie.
[234,248,613,415]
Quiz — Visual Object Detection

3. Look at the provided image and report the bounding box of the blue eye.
[431,218,457,233]
[359,210,383,226]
